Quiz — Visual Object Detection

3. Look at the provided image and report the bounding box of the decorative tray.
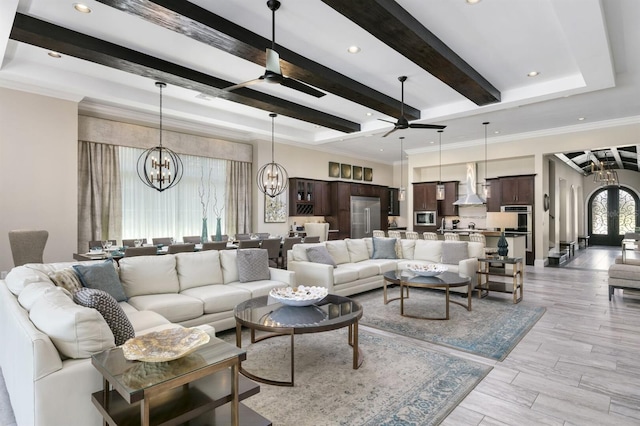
[269,285,328,306]
[408,264,448,277]
[122,327,210,362]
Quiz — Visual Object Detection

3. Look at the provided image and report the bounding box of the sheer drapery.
[226,160,252,237]
[119,147,226,242]
[77,141,122,251]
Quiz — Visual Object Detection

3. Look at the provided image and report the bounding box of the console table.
[477,257,524,303]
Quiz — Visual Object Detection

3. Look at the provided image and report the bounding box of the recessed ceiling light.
[73,3,92,13]
[347,46,361,54]
[527,71,540,77]
[379,149,384,152]
[48,51,62,58]
[578,117,585,121]
[466,0,482,4]
[429,140,434,144]
[494,131,500,134]
[366,112,373,116]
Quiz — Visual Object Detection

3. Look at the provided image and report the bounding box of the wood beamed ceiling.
[556,147,640,175]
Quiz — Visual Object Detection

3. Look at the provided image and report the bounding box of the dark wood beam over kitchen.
[95,0,420,121]
[10,14,360,133]
[322,0,501,106]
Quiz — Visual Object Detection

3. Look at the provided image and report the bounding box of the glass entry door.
[589,186,638,246]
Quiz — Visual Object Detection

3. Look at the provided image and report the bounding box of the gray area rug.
[0,368,16,426]
[354,288,545,361]
[221,329,491,426]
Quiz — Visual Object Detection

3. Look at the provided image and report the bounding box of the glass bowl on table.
[407,264,448,277]
[269,285,328,306]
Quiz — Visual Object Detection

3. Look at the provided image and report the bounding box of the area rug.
[354,288,545,361]
[220,329,491,426]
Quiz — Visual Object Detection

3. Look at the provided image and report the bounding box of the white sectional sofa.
[0,249,294,426]
[287,237,483,296]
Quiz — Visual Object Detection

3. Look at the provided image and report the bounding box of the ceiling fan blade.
[224,77,264,92]
[265,48,282,75]
[378,118,397,124]
[382,127,399,138]
[409,123,447,130]
[281,77,326,98]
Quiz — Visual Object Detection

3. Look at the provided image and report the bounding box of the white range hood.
[453,163,486,205]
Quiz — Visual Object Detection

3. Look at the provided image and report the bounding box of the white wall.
[0,88,78,273]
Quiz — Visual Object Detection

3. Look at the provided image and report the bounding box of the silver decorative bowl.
[408,264,448,277]
[269,286,328,306]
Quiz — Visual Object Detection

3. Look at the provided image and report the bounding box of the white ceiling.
[0,0,638,164]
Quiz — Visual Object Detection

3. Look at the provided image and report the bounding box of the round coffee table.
[234,294,363,386]
[386,270,472,320]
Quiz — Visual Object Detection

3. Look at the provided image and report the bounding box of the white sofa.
[0,249,294,426]
[287,238,483,296]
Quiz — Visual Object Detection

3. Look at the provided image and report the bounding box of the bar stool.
[444,233,460,241]
[405,231,419,240]
[423,232,438,240]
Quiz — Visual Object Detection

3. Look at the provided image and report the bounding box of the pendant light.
[436,130,445,200]
[481,122,491,199]
[257,113,289,198]
[398,136,406,201]
[137,82,183,192]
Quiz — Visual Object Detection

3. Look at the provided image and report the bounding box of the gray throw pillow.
[372,237,397,259]
[441,241,469,264]
[237,249,271,283]
[73,288,135,346]
[73,260,127,302]
[306,245,337,268]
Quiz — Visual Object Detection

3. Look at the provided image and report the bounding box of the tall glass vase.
[201,217,208,243]
[215,217,222,241]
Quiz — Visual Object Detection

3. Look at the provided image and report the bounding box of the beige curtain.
[77,141,122,251]
[225,160,252,237]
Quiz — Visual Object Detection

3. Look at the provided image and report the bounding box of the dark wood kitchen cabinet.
[485,178,502,212]
[437,181,459,216]
[289,178,315,216]
[388,188,400,216]
[413,183,437,211]
[314,181,331,216]
[500,175,534,205]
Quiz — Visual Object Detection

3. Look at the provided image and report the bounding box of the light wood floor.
[365,246,640,425]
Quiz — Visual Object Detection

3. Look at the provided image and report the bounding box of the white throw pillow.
[175,250,223,290]
[413,240,443,263]
[17,281,55,311]
[4,266,50,296]
[400,239,416,259]
[346,239,369,263]
[325,240,351,264]
[467,241,485,259]
[119,255,179,297]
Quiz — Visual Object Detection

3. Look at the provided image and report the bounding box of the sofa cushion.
[126,293,203,323]
[237,249,270,283]
[230,280,284,298]
[413,240,442,263]
[363,238,374,257]
[346,239,370,263]
[175,250,224,290]
[467,241,485,259]
[291,242,324,262]
[48,268,83,294]
[181,285,252,314]
[219,250,239,284]
[333,266,359,285]
[306,245,337,267]
[325,240,351,265]
[29,287,115,359]
[119,255,180,297]
[441,241,469,264]
[345,263,379,279]
[372,237,397,259]
[73,260,127,302]
[73,288,135,346]
[361,259,397,274]
[4,265,51,296]
[126,310,172,333]
[399,239,415,259]
[17,281,55,311]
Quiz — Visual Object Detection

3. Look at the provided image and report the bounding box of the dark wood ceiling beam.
[95,0,420,121]
[321,0,501,106]
[10,14,360,133]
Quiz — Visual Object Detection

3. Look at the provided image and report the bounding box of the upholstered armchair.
[304,222,330,242]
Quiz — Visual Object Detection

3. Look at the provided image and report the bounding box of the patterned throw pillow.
[441,241,469,264]
[73,260,127,302]
[73,288,135,346]
[236,249,270,283]
[49,268,83,294]
[371,237,398,259]
[306,245,337,268]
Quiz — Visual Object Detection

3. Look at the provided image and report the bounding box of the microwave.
[414,211,437,226]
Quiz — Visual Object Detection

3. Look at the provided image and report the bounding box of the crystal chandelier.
[137,82,183,192]
[592,154,619,186]
[257,113,289,197]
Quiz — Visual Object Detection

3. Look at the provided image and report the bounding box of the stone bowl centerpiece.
[269,285,328,307]
[408,264,448,277]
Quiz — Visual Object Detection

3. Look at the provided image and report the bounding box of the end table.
[477,257,524,303]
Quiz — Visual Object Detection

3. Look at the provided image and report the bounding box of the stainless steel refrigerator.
[350,196,381,239]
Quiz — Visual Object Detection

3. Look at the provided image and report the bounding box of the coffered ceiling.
[0,0,638,165]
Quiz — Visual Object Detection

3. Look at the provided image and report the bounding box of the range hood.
[453,163,486,205]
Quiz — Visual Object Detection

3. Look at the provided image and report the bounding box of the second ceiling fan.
[380,76,446,137]
[224,0,325,98]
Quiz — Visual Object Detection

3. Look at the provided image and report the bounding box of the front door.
[588,186,638,246]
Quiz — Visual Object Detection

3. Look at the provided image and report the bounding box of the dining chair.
[372,230,386,238]
[124,246,157,257]
[168,243,195,254]
[405,231,420,240]
[302,236,320,243]
[152,237,173,245]
[122,238,147,248]
[210,234,229,242]
[260,238,281,268]
[238,240,260,249]
[202,241,228,251]
[388,230,402,239]
[423,232,438,240]
[470,233,498,257]
[444,232,460,241]
[88,239,116,251]
[8,229,49,266]
[183,236,202,243]
[235,234,252,241]
[256,232,271,239]
[280,237,302,268]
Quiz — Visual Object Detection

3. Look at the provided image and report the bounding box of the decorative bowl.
[121,327,210,362]
[269,285,328,306]
[408,264,448,277]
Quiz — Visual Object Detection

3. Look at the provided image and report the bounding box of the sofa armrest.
[288,261,334,293]
[268,267,296,287]
[458,258,478,287]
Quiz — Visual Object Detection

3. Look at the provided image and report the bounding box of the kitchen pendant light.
[436,130,445,200]
[137,82,183,192]
[481,122,491,199]
[398,136,406,201]
[257,113,289,198]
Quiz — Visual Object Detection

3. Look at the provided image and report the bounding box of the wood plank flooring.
[365,246,640,425]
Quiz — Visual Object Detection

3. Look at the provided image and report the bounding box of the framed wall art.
[341,163,352,179]
[328,161,340,178]
[363,167,373,182]
[352,165,363,180]
[264,191,287,223]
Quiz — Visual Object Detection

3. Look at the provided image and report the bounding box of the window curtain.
[226,160,252,237]
[77,141,122,251]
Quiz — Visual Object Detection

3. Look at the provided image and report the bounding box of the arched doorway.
[588,186,639,246]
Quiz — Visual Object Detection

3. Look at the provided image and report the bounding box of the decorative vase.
[215,217,222,242]
[201,217,208,243]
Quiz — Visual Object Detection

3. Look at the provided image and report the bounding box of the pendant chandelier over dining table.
[137,82,183,192]
[257,113,289,198]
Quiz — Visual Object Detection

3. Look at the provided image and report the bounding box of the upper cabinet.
[438,181,459,216]
[485,178,502,212]
[413,182,437,211]
[500,175,534,205]
[289,178,316,216]
[314,181,332,216]
[388,188,400,216]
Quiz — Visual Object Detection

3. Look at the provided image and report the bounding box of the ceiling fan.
[224,0,325,98]
[380,76,446,137]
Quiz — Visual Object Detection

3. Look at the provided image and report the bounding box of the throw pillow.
[441,241,469,265]
[73,260,127,302]
[236,249,270,283]
[49,268,83,294]
[306,245,337,267]
[73,288,135,346]
[371,237,397,259]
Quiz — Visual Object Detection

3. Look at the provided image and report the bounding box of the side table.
[477,257,524,303]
